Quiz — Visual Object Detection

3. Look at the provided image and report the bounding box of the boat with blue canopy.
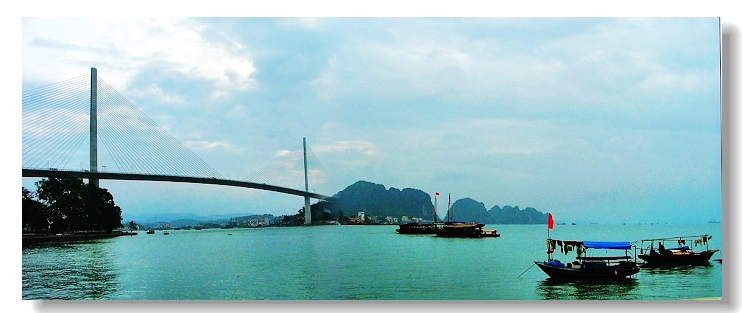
[535,239,640,280]
[533,213,639,280]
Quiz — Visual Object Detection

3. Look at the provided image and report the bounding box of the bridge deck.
[22,169,328,200]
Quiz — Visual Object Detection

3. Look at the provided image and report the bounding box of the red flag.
[435,192,440,196]
[547,213,554,229]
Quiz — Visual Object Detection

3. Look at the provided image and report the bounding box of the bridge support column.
[89,67,99,187]
[303,137,311,225]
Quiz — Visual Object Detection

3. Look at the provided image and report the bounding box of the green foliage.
[23,175,124,234]
[22,187,50,232]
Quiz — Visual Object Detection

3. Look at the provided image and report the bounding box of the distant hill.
[317,180,548,224]
[124,180,549,226]
[319,181,437,221]
[123,212,257,225]
[440,198,547,224]
[441,197,489,223]
[489,205,548,224]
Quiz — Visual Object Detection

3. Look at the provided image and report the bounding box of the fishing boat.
[635,234,718,265]
[535,239,639,280]
[533,213,639,280]
[146,229,155,234]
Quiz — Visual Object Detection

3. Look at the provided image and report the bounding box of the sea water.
[22,223,723,300]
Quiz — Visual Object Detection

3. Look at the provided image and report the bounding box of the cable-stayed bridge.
[22,68,328,225]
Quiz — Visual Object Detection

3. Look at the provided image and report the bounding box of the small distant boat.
[163,231,169,235]
[708,220,720,224]
[635,235,718,265]
[146,229,155,234]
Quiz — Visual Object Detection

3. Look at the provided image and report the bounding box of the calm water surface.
[22,223,723,300]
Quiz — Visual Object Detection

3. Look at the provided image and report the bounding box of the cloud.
[184,140,232,150]
[312,140,379,156]
[23,18,256,93]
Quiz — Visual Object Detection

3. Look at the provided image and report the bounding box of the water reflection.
[640,262,713,272]
[537,278,639,300]
[22,240,119,299]
[640,262,715,279]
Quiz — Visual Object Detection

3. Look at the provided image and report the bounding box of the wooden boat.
[401,192,499,238]
[396,221,442,234]
[436,222,500,238]
[635,235,718,265]
[535,239,639,280]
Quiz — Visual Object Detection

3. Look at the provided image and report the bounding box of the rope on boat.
[518,262,537,278]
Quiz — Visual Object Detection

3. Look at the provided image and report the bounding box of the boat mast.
[447,193,452,223]
[433,192,438,223]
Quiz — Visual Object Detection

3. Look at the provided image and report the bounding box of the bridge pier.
[303,137,311,225]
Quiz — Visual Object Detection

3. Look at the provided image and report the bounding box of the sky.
[14,14,729,225]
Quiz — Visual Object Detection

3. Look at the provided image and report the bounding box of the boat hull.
[435,223,500,238]
[534,261,639,280]
[396,223,440,234]
[436,231,501,238]
[637,249,718,265]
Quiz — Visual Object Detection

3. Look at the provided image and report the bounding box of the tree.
[22,187,50,232]
[127,221,138,232]
[32,175,123,233]
[86,184,123,233]
[35,175,87,233]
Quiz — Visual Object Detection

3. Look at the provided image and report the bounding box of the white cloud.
[184,140,231,150]
[23,18,256,92]
[312,140,379,156]
[311,56,340,102]
[129,83,186,105]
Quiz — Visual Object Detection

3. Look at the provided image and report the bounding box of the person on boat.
[658,242,665,253]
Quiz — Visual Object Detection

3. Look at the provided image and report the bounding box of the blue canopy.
[583,241,632,250]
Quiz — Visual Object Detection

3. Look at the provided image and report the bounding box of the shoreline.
[22,231,137,244]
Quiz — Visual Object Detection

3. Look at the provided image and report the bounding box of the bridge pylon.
[89,67,99,187]
[303,137,311,225]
